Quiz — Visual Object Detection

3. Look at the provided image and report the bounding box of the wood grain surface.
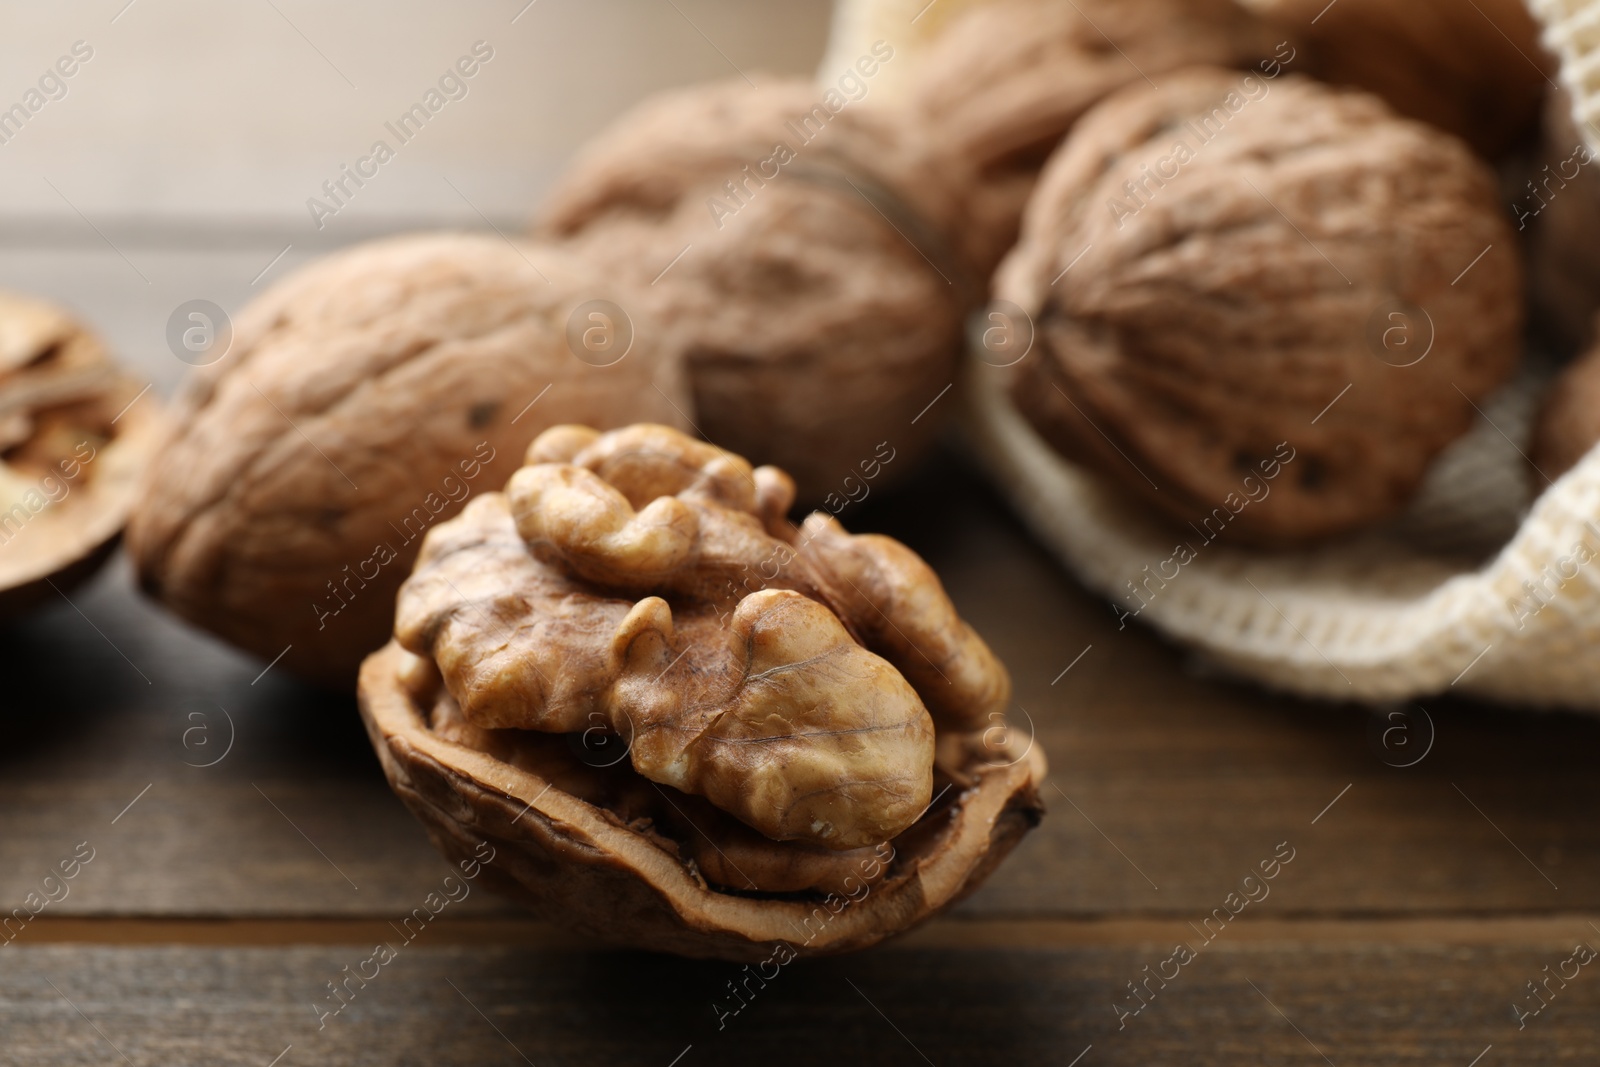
[3,2,1587,1059]
[4,455,1598,922]
[4,936,1597,1066]
[2,235,1598,1058]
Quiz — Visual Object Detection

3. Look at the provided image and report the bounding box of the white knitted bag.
[826,0,1600,708]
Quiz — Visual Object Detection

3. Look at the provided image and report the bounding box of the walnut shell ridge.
[127,233,691,686]
[995,70,1523,545]
[535,78,971,503]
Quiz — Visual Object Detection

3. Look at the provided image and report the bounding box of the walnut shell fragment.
[360,423,1044,958]
[536,79,970,503]
[904,0,1280,277]
[127,234,691,686]
[1236,0,1548,158]
[0,291,162,618]
[995,70,1523,546]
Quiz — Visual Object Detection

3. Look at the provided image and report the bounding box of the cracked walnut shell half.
[995,69,1522,545]
[0,291,162,618]
[359,423,1044,958]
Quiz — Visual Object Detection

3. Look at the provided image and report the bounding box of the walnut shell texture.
[535,78,970,503]
[1237,0,1549,158]
[905,0,1280,277]
[0,291,162,618]
[361,423,1043,958]
[127,234,691,686]
[995,70,1523,546]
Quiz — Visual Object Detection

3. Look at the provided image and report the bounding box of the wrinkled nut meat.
[995,70,1522,546]
[398,424,1004,847]
[128,234,691,686]
[535,79,969,503]
[1532,320,1600,481]
[0,291,161,617]
[905,0,1279,277]
[1235,0,1547,158]
[361,423,1044,957]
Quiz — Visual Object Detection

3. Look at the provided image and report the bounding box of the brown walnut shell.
[995,69,1523,546]
[904,0,1280,277]
[1236,0,1549,158]
[535,78,971,504]
[358,423,1044,959]
[126,233,691,687]
[0,291,162,618]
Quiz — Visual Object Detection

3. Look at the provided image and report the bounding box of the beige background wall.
[0,0,831,234]
[0,1,833,391]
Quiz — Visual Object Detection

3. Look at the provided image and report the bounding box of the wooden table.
[4,382,1600,1064]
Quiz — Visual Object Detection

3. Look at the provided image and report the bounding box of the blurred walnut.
[996,70,1522,545]
[904,0,1281,277]
[127,234,690,687]
[0,291,161,618]
[535,79,969,503]
[1237,0,1548,158]
[364,423,1042,957]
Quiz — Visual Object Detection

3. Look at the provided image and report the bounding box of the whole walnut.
[904,0,1281,277]
[0,291,161,617]
[995,69,1523,545]
[535,78,970,504]
[1236,0,1549,158]
[127,234,690,686]
[361,423,1044,958]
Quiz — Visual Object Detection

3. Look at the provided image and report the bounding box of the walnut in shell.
[360,423,1044,958]
[127,234,691,686]
[0,291,161,617]
[904,0,1281,277]
[535,79,969,503]
[1236,0,1548,158]
[995,69,1523,545]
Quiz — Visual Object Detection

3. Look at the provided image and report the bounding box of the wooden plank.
[1,245,1597,921]
[12,914,1600,949]
[3,937,1597,1066]
[0,556,514,917]
[5,452,1600,919]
